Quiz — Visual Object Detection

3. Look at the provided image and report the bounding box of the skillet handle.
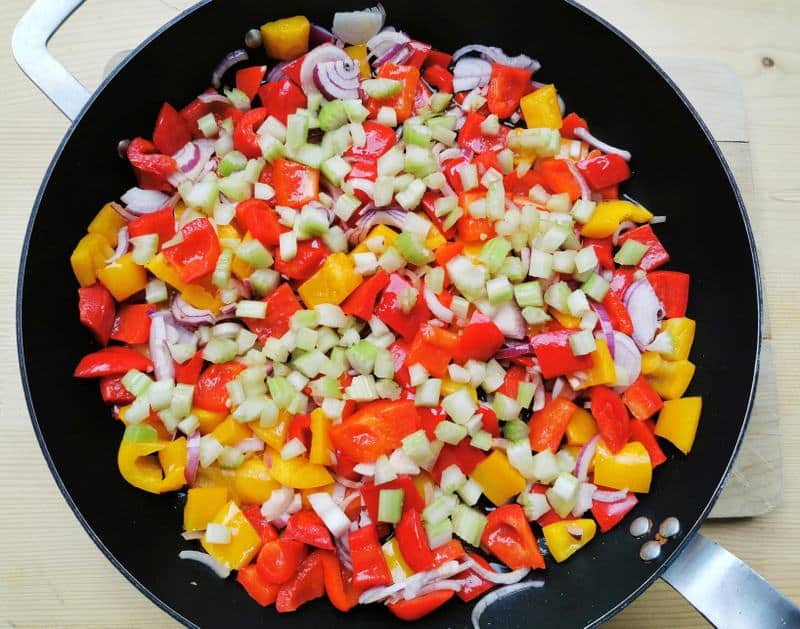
[12,0,90,120]
[662,533,800,627]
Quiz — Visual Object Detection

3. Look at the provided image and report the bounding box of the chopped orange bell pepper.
[298,252,363,308]
[647,359,696,400]
[470,450,526,506]
[520,84,562,130]
[235,457,281,504]
[267,449,334,489]
[88,202,126,246]
[260,15,310,61]
[593,440,652,493]
[184,486,229,531]
[309,408,334,465]
[212,417,252,446]
[201,501,262,570]
[660,318,696,361]
[565,408,598,446]
[655,397,702,454]
[574,339,616,389]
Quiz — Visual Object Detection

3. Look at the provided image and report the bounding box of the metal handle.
[662,533,800,627]
[12,0,90,120]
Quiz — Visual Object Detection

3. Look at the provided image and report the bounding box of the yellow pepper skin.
[145,254,221,312]
[655,397,702,454]
[471,450,527,506]
[298,252,363,307]
[345,44,371,79]
[211,417,252,446]
[88,202,126,246]
[640,351,663,375]
[351,225,398,257]
[249,410,292,450]
[158,437,188,492]
[593,440,652,493]
[580,200,654,238]
[440,379,478,404]
[184,487,229,531]
[234,458,280,504]
[260,16,310,61]
[117,427,185,494]
[71,233,114,287]
[97,253,147,301]
[660,318,696,361]
[542,519,597,563]
[193,408,228,434]
[565,408,598,446]
[550,309,581,329]
[647,359,696,400]
[194,466,239,501]
[423,216,447,251]
[412,471,435,503]
[382,538,413,583]
[309,408,334,465]
[267,449,334,489]
[520,84,563,129]
[201,501,261,570]
[575,339,616,390]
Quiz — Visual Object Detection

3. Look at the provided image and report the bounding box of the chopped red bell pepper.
[342,270,389,321]
[602,290,634,336]
[457,553,496,602]
[235,198,285,247]
[538,159,582,202]
[453,311,505,363]
[590,386,631,454]
[422,64,453,93]
[284,510,334,550]
[456,214,496,243]
[242,283,302,343]
[434,241,464,269]
[622,376,664,420]
[348,159,378,181]
[276,550,326,613]
[577,154,631,190]
[496,365,528,399]
[273,158,320,209]
[487,64,533,119]
[237,564,281,607]
[330,400,420,464]
[349,523,392,589]
[259,78,308,124]
[528,397,578,452]
[477,405,501,438]
[561,112,589,140]
[74,347,153,378]
[127,207,176,244]
[481,504,545,570]
[418,406,446,440]
[647,271,690,318]
[274,237,329,280]
[530,329,594,379]
[319,551,360,612]
[280,54,305,86]
[257,537,308,585]
[99,375,135,405]
[458,111,509,154]
[388,590,454,621]
[152,103,192,156]
[431,540,466,568]
[180,94,243,139]
[441,156,469,194]
[345,120,397,162]
[78,284,115,345]
[395,508,435,572]
[233,107,268,159]
[375,273,431,339]
[413,79,433,112]
[628,419,667,467]
[287,413,312,450]
[174,351,204,385]
[162,217,220,283]
[361,476,425,524]
[504,170,545,196]
[365,63,420,123]
[133,168,172,193]
[424,49,452,69]
[193,362,247,412]
[421,191,456,240]
[431,441,487,483]
[472,150,502,179]
[404,41,432,68]
[591,492,638,533]
[111,304,152,345]
[609,268,637,298]
[236,65,267,101]
[127,138,176,179]
[405,324,456,378]
[243,505,280,544]
[583,237,614,270]
[618,225,670,271]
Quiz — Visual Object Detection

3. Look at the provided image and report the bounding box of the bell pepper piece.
[318,550,360,612]
[423,64,454,93]
[298,252,362,308]
[184,486,229,531]
[576,153,631,190]
[622,376,664,420]
[477,405,501,438]
[382,537,414,583]
[237,564,280,607]
[530,329,594,379]
[181,94,244,140]
[375,273,430,339]
[341,270,389,321]
[457,212,496,243]
[574,339,616,390]
[127,138,176,179]
[618,224,669,271]
[458,111,509,154]
[100,375,135,404]
[591,492,638,533]
[628,419,667,467]
[361,475,425,523]
[257,537,308,585]
[260,15,310,61]
[471,450,526,506]
[250,410,291,450]
[388,590,454,621]
[191,408,226,434]
[242,282,301,343]
[163,218,221,283]
[235,199,284,247]
[88,202,127,245]
[273,158,320,208]
[647,359,696,400]
[580,200,654,238]
[128,207,176,244]
[236,65,268,101]
[432,539,466,566]
[174,351,204,385]
[655,396,702,454]
[561,112,589,139]
[144,254,220,313]
[78,284,115,345]
[284,510,334,550]
[520,84,562,129]
[647,271,690,318]
[593,440,652,493]
[431,440,486,483]
[274,237,329,280]
[565,408,598,446]
[350,225,398,257]
[212,417,252,446]
[153,103,192,156]
[267,450,334,489]
[309,408,334,465]
[405,325,455,378]
[74,347,153,378]
[243,506,280,544]
[258,77,308,124]
[640,351,663,376]
[453,312,505,363]
[117,429,177,494]
[487,63,533,119]
[349,523,393,588]
[550,309,581,330]
[456,553,496,602]
[345,44,371,79]
[366,63,420,123]
[659,317,696,361]
[201,502,262,571]
[194,362,246,412]
[345,120,397,162]
[96,253,148,301]
[542,519,597,562]
[537,159,581,201]
[110,303,152,345]
[529,397,578,452]
[602,290,634,336]
[330,400,420,464]
[233,107,268,159]
[481,504,545,569]
[609,268,637,298]
[395,508,435,572]
[589,386,631,454]
[235,457,280,504]
[582,236,614,270]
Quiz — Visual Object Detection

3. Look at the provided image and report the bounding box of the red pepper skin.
[647,271,690,318]
[273,158,320,209]
[283,510,334,550]
[431,541,466,569]
[237,564,281,607]
[414,80,432,119]
[422,64,453,93]
[257,538,308,585]
[74,347,153,378]
[361,476,425,524]
[583,237,614,270]
[180,95,243,140]
[529,397,578,453]
[389,339,411,388]
[234,107,268,159]
[434,242,464,270]
[453,312,505,363]
[458,111,509,154]
[243,505,280,544]
[602,291,634,336]
[591,492,638,533]
[275,551,326,613]
[590,386,631,454]
[577,154,631,190]
[441,156,469,194]
[388,590,455,621]
[242,283,302,343]
[152,103,192,156]
[235,198,285,248]
[395,508,435,572]
[457,553,496,602]
[345,121,397,162]
[618,225,670,271]
[111,304,152,345]
[530,329,595,379]
[629,419,667,467]
[375,274,431,339]
[174,351,204,386]
[424,49,452,69]
[127,138,176,179]
[349,524,392,589]
[609,268,637,298]
[561,112,589,139]
[478,405,501,438]
[274,238,329,281]
[456,213,496,243]
[163,218,220,283]
[622,376,664,420]
[417,406,445,441]
[341,271,389,321]
[496,365,527,400]
[330,400,420,464]
[99,376,135,405]
[504,170,545,196]
[348,159,378,182]
[287,414,312,450]
[405,325,456,378]
[78,284,115,345]
[280,54,305,86]
[236,65,267,101]
[404,40,432,68]
[482,504,546,570]
[319,551,360,612]
[127,207,176,244]
[431,441,487,484]
[365,64,420,124]
[259,78,307,124]
[538,159,581,202]
[487,64,533,119]
[193,362,247,412]
[420,191,456,240]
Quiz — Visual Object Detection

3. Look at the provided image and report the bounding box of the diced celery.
[571,199,597,223]
[122,369,152,397]
[362,78,403,98]
[218,151,247,177]
[250,269,280,296]
[581,272,611,302]
[492,392,521,422]
[513,281,542,308]
[546,192,572,213]
[544,281,571,313]
[260,116,287,142]
[377,106,398,127]
[204,337,238,364]
[395,231,434,265]
[130,234,158,265]
[429,92,452,113]
[503,418,530,441]
[377,145,405,177]
[575,246,599,274]
[346,374,379,401]
[546,472,580,517]
[435,420,467,445]
[403,123,433,148]
[146,279,168,304]
[459,163,479,191]
[614,239,648,266]
[286,113,309,151]
[402,429,434,466]
[440,464,467,494]
[446,256,487,302]
[481,359,506,393]
[236,239,273,269]
[344,99,369,123]
[529,249,553,279]
[531,450,560,483]
[486,276,513,306]
[442,388,477,425]
[486,181,505,221]
[235,300,266,319]
[442,207,463,231]
[378,488,404,524]
[556,449,577,474]
[259,134,284,162]
[452,504,488,547]
[479,237,512,273]
[424,517,454,549]
[470,430,493,451]
[480,114,501,136]
[434,195,458,217]
[422,493,459,524]
[569,329,596,356]
[318,100,349,132]
[403,146,438,180]
[347,340,378,375]
[415,378,442,407]
[321,155,352,186]
[567,289,591,317]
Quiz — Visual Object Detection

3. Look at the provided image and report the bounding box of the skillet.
[13,0,799,626]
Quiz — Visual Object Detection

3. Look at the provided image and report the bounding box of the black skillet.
[12,0,799,626]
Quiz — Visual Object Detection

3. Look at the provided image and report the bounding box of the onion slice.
[300,44,354,95]
[332,6,385,44]
[313,59,360,100]
[453,44,541,72]
[107,226,129,264]
[464,557,530,585]
[592,302,616,358]
[491,302,526,340]
[171,295,216,328]
[121,188,170,214]
[471,581,544,629]
[624,279,664,348]
[367,30,409,61]
[612,332,642,388]
[178,550,230,578]
[211,49,249,88]
[574,127,632,161]
[593,488,629,503]
[575,434,600,481]
[563,158,592,201]
[424,288,454,323]
[185,431,201,485]
[149,311,175,382]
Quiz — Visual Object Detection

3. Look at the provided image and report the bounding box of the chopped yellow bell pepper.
[218,226,254,280]
[194,408,228,434]
[88,202,126,246]
[440,379,479,404]
[71,233,114,287]
[145,254,221,312]
[382,537,413,583]
[194,466,240,501]
[117,436,182,495]
[647,359,695,400]
[412,471,435,503]
[551,309,581,329]
[309,408,334,465]
[471,450,526,506]
[462,242,484,259]
[184,487,229,531]
[351,225,398,257]
[542,519,597,563]
[260,15,310,61]
[580,200,654,238]
[298,252,363,308]
[655,397,702,454]
[158,437,187,492]
[234,457,280,504]
[593,440,652,493]
[96,253,147,301]
[575,339,616,389]
[565,408,598,446]
[182,284,222,313]
[423,217,447,251]
[249,410,292,450]
[201,501,261,570]
[211,417,252,446]
[345,44,371,79]
[660,318,696,361]
[520,84,563,130]
[267,449,334,489]
[640,351,663,375]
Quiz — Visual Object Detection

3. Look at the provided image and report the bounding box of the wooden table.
[1,0,798,626]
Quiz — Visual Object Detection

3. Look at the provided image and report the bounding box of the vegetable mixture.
[71,5,702,622]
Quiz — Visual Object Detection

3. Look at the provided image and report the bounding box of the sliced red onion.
[185,431,201,484]
[149,312,175,382]
[453,44,541,73]
[335,534,353,573]
[592,302,615,358]
[310,23,337,46]
[300,44,352,96]
[612,332,641,388]
[552,376,576,401]
[571,482,596,517]
[520,247,531,271]
[181,530,204,541]
[360,560,468,604]
[178,550,230,578]
[236,437,265,454]
[266,61,290,83]
[593,488,629,503]
[174,142,201,174]
[491,302,526,340]
[464,557,530,585]
[562,158,592,201]
[121,187,170,214]
[453,76,482,93]
[333,474,364,489]
[313,59,360,100]
[624,279,664,349]
[373,42,410,67]
[107,226,129,264]
[197,92,232,105]
[112,202,138,222]
[417,580,464,597]
[171,295,216,328]
[332,6,384,44]
[495,342,530,360]
[453,57,492,90]
[611,220,636,247]
[346,208,407,244]
[574,127,632,161]
[424,288,454,323]
[211,49,249,88]
[575,434,600,482]
[366,30,409,62]
[471,581,544,629]
[168,140,216,187]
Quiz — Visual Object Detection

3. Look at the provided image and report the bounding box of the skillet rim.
[14,0,763,626]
